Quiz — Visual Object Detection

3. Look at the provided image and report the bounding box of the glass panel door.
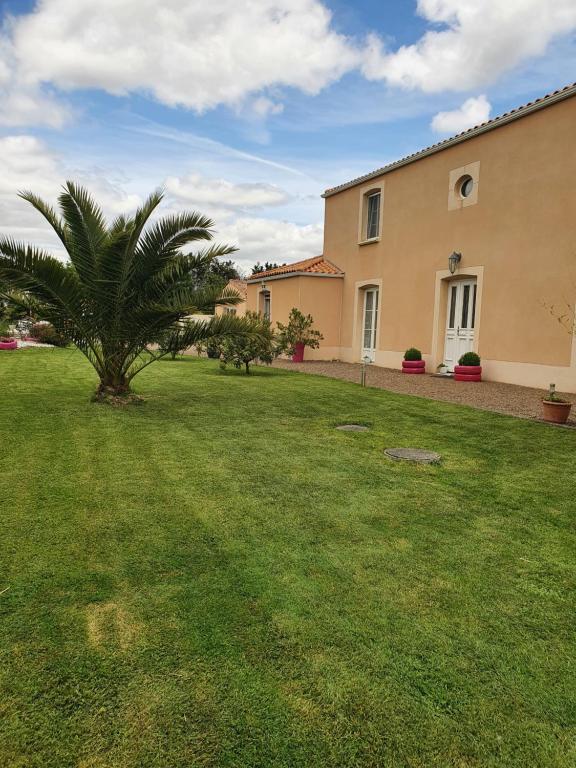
[443,279,477,370]
[362,288,378,362]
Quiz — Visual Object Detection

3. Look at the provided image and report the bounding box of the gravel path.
[273,360,575,424]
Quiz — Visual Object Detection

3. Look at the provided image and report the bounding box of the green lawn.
[1,348,575,767]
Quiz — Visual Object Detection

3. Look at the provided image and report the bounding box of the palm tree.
[0,182,260,400]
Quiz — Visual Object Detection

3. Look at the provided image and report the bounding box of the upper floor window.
[357,182,384,244]
[224,307,237,316]
[366,192,381,240]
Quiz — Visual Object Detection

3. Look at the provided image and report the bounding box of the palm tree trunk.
[94,369,132,400]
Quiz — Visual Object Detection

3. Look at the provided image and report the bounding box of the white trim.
[431,266,484,367]
[247,271,343,283]
[353,279,383,361]
[357,183,384,244]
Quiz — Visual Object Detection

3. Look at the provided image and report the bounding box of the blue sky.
[1,0,575,271]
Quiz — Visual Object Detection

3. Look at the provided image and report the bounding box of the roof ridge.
[323,81,576,198]
[247,255,343,280]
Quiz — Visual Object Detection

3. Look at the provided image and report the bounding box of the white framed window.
[448,162,480,209]
[262,292,271,320]
[366,192,380,240]
[358,184,383,244]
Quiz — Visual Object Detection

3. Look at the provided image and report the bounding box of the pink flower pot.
[0,339,17,350]
[292,342,305,363]
[454,365,482,382]
[402,359,425,374]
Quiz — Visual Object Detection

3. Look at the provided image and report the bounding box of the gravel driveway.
[273,360,575,424]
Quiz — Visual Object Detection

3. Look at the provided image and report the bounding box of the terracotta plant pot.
[454,364,482,382]
[402,359,425,374]
[542,399,572,424]
[292,342,305,363]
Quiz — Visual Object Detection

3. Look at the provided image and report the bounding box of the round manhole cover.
[336,424,369,432]
[385,448,441,464]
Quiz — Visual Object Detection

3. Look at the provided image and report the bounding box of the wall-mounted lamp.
[448,251,462,275]
[260,281,268,292]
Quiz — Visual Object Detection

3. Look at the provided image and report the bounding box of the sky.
[1,0,575,274]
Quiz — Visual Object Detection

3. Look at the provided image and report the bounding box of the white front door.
[362,288,379,362]
[444,279,477,370]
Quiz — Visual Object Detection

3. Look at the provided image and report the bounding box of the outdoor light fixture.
[448,251,462,274]
[260,281,268,292]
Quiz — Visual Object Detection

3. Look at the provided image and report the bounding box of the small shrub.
[217,311,277,374]
[404,347,422,361]
[276,308,323,356]
[543,392,569,403]
[30,322,68,347]
[458,351,481,366]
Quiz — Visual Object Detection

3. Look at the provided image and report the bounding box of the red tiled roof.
[247,256,343,280]
[224,279,247,300]
[324,81,576,197]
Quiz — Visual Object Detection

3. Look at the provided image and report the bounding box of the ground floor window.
[261,291,271,320]
[362,288,379,362]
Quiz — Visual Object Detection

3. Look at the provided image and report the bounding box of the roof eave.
[247,271,343,283]
[322,82,576,198]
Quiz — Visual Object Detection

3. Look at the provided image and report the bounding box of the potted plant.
[0,336,17,350]
[402,347,425,374]
[437,362,449,375]
[454,351,482,381]
[542,391,572,424]
[277,308,323,363]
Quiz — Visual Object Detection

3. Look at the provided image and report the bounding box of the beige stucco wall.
[323,94,576,391]
[214,300,247,318]
[247,276,342,359]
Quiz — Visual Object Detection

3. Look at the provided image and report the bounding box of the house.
[215,279,248,318]
[246,82,576,392]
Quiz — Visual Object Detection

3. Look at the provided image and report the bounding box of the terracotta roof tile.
[224,279,247,300]
[324,81,576,197]
[247,256,343,280]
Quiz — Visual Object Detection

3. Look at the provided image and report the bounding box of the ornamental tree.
[276,308,323,356]
[0,182,262,400]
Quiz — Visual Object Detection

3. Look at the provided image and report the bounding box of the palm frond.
[132,211,215,286]
[57,181,107,287]
[18,191,69,250]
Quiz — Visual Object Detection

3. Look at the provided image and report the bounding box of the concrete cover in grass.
[1,349,575,767]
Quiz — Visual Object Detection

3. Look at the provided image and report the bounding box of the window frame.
[358,183,384,245]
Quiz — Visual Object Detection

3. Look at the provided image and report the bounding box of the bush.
[404,347,422,361]
[30,322,68,347]
[458,351,481,366]
[276,308,323,356]
[217,311,277,374]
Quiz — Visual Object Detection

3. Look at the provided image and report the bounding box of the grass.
[1,348,575,768]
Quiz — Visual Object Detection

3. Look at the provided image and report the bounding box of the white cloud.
[217,217,323,272]
[431,94,491,133]
[9,0,360,114]
[362,0,576,92]
[0,34,69,127]
[251,97,285,118]
[1,0,575,129]
[0,135,140,254]
[0,135,321,272]
[165,173,290,211]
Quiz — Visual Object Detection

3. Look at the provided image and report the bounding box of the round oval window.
[460,176,474,198]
